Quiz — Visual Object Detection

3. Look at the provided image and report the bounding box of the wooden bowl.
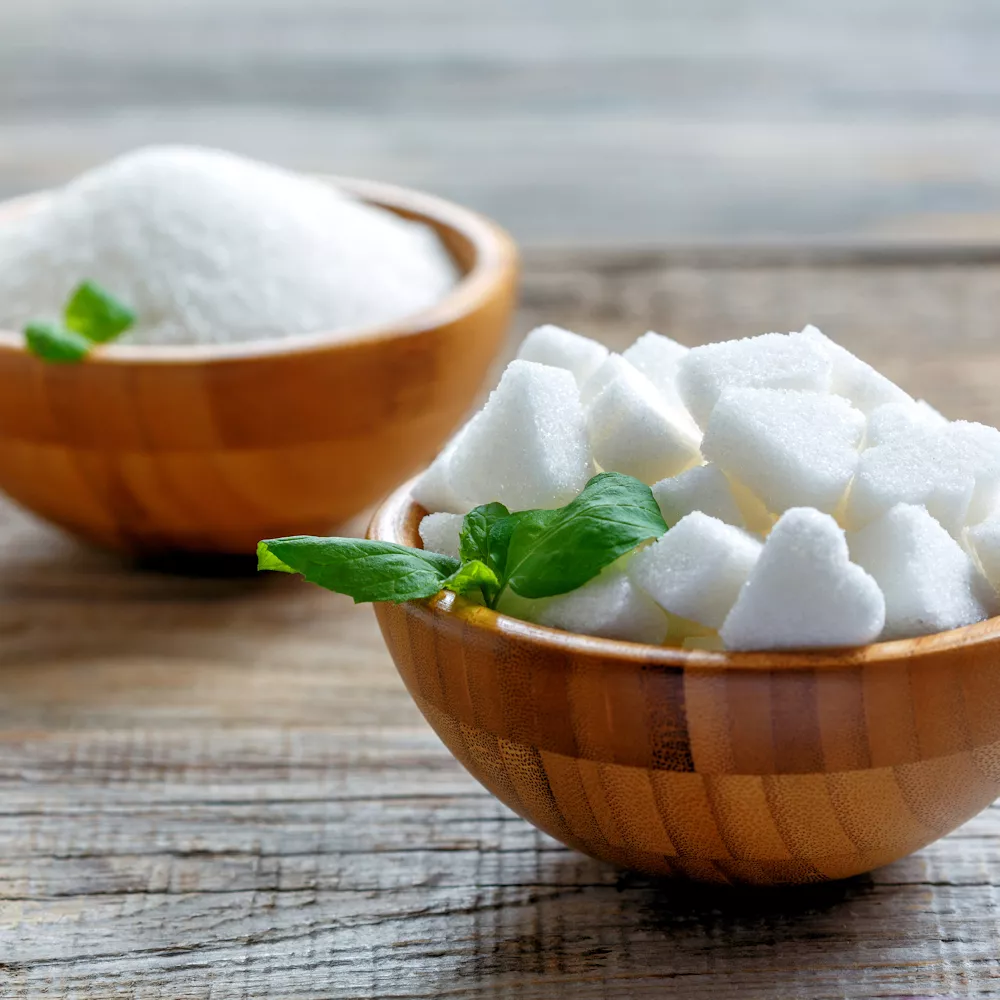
[0,179,517,554]
[370,480,1000,886]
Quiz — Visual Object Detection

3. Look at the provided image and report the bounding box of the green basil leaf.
[492,508,552,585]
[442,559,500,599]
[24,322,92,363]
[459,502,511,564]
[255,541,296,573]
[64,280,136,343]
[488,509,549,578]
[503,472,667,599]
[258,535,459,603]
[461,508,548,606]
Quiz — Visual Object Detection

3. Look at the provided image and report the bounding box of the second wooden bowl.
[371,480,1000,886]
[0,178,517,554]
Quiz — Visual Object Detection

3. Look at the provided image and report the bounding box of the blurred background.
[2,0,1000,247]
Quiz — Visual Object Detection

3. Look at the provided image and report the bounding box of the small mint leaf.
[24,322,91,363]
[442,559,500,600]
[64,281,135,343]
[503,472,667,599]
[256,540,295,573]
[459,502,511,565]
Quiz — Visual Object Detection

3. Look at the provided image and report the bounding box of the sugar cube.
[418,512,464,560]
[535,568,669,644]
[968,515,1000,593]
[677,332,832,428]
[411,419,476,514]
[850,503,997,640]
[585,355,701,483]
[622,331,690,413]
[795,325,912,415]
[727,475,777,534]
[629,512,762,628]
[580,354,620,405]
[866,400,947,448]
[851,420,1000,536]
[652,464,746,528]
[847,431,979,538]
[447,359,593,511]
[947,421,1000,524]
[516,324,609,387]
[701,387,865,515]
[720,508,885,650]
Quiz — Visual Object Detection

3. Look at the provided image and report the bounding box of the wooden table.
[5,248,1000,997]
[5,0,1000,246]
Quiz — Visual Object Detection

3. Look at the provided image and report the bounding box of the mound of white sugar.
[417,323,1000,649]
[0,146,459,345]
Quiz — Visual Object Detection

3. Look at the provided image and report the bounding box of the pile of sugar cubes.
[413,324,1000,651]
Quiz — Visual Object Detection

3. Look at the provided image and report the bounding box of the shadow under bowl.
[369,479,1000,886]
[0,177,518,554]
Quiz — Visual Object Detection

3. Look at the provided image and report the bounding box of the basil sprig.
[258,473,668,609]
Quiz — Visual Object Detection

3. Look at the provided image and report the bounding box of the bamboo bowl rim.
[369,478,1000,673]
[0,176,516,365]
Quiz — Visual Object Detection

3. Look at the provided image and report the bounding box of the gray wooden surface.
[4,1,1000,245]
[4,249,1000,997]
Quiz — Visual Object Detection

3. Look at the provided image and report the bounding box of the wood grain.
[0,179,517,554]
[5,0,1000,246]
[6,249,1000,995]
[371,483,1000,885]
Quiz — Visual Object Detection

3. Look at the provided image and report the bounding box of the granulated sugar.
[0,146,459,345]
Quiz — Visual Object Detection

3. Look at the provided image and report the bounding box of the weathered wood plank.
[4,250,1000,996]
[4,1,1000,243]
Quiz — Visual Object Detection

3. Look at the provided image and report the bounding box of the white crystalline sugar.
[677,332,832,428]
[516,324,609,387]
[727,476,777,534]
[947,421,1000,525]
[850,503,997,640]
[652,464,745,528]
[584,356,701,483]
[968,515,1000,593]
[580,354,623,405]
[622,331,691,413]
[916,399,947,423]
[701,388,865,515]
[847,435,973,537]
[795,325,912,415]
[535,568,669,644]
[622,331,688,386]
[720,507,885,651]
[580,357,613,405]
[0,146,458,345]
[866,400,947,448]
[447,360,592,510]
[629,512,762,629]
[411,420,476,514]
[846,422,1000,537]
[418,512,464,561]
